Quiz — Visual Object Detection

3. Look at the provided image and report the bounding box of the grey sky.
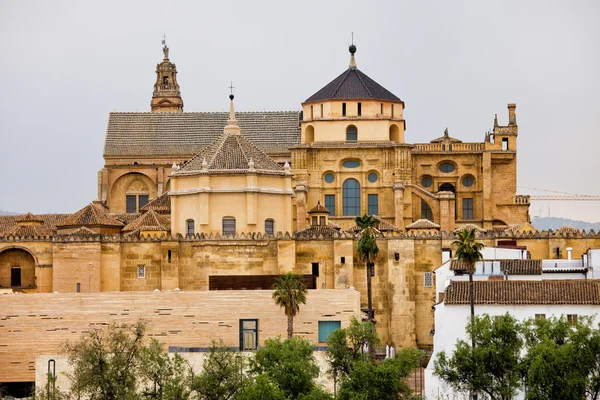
[1,0,599,221]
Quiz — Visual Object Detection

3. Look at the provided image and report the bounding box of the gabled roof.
[0,214,71,234]
[1,224,53,237]
[430,128,462,144]
[123,210,170,232]
[347,215,401,233]
[445,280,600,305]
[140,192,171,214]
[308,202,330,214]
[296,224,339,238]
[57,203,124,228]
[104,112,301,157]
[58,226,99,236]
[16,212,44,223]
[406,219,440,230]
[500,259,542,275]
[304,67,401,103]
[176,133,284,174]
[454,224,486,233]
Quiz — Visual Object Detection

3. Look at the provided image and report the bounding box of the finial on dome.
[224,84,241,135]
[349,34,357,69]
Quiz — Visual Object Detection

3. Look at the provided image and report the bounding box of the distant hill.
[532,216,600,232]
[0,210,19,215]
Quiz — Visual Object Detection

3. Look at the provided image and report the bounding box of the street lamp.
[88,261,92,293]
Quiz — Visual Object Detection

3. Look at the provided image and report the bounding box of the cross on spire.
[229,81,235,97]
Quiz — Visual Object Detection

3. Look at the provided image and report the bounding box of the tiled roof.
[0,214,70,234]
[15,212,43,223]
[450,260,475,272]
[176,132,284,174]
[139,192,171,214]
[104,112,301,157]
[308,202,330,214]
[347,215,401,233]
[58,226,99,235]
[296,225,339,238]
[123,210,170,232]
[305,67,401,103]
[57,203,124,228]
[454,224,486,233]
[556,225,581,234]
[406,219,440,229]
[445,280,600,305]
[1,225,53,237]
[501,259,542,275]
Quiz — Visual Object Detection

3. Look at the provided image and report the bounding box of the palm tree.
[452,227,483,350]
[272,273,308,338]
[355,215,380,326]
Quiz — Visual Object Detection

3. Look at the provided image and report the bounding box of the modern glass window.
[439,162,455,173]
[462,198,474,220]
[324,173,335,183]
[137,265,146,279]
[357,102,362,117]
[265,219,274,235]
[342,160,360,168]
[343,179,361,216]
[186,219,195,236]
[421,199,433,221]
[367,172,378,183]
[318,321,341,343]
[10,267,21,287]
[346,125,357,142]
[342,103,347,117]
[421,176,433,188]
[424,272,433,288]
[239,319,258,350]
[368,194,379,215]
[462,175,474,187]
[222,217,236,236]
[324,195,335,216]
[126,195,137,213]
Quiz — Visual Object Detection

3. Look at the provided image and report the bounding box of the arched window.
[222,217,236,236]
[389,124,400,142]
[305,125,314,144]
[265,219,275,235]
[439,183,456,193]
[421,200,433,221]
[346,125,357,142]
[343,178,361,216]
[186,219,195,236]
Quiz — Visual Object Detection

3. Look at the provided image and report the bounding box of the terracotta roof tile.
[0,214,71,234]
[445,280,600,305]
[104,112,300,157]
[296,225,339,238]
[1,225,53,237]
[556,225,581,234]
[15,212,44,223]
[347,215,401,233]
[123,211,170,232]
[57,203,124,228]
[308,202,330,214]
[406,219,440,229]
[139,192,171,214]
[305,67,401,103]
[58,226,99,235]
[501,259,542,275]
[454,224,486,233]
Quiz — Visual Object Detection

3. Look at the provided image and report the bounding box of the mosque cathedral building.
[2,42,599,383]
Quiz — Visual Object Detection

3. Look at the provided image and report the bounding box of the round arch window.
[439,162,455,173]
[324,173,335,184]
[462,175,474,187]
[367,172,378,183]
[421,176,433,188]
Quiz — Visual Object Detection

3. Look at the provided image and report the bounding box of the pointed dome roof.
[304,46,401,104]
[123,210,170,232]
[308,201,330,214]
[57,203,124,228]
[140,191,171,214]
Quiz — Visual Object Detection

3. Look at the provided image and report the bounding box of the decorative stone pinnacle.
[201,158,208,170]
[224,94,241,135]
[283,161,291,174]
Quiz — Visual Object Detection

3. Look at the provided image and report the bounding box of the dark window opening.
[11,267,21,287]
[346,125,357,142]
[312,216,318,225]
[502,138,509,151]
[265,219,275,235]
[368,194,378,215]
[163,76,169,85]
[421,200,433,221]
[76,282,81,293]
[439,183,456,193]
[462,198,474,219]
[325,194,335,216]
[310,105,314,119]
[239,319,258,351]
[312,262,320,277]
[320,104,324,118]
[380,103,383,114]
[439,162,455,173]
[319,216,325,226]
[222,217,236,236]
[343,178,361,216]
[567,314,578,325]
[391,104,394,117]
[126,195,137,213]
[186,219,195,236]
[138,195,149,209]
[357,102,362,117]
[342,103,346,117]
[167,250,172,262]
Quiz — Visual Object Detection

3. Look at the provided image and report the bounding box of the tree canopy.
[272,272,308,338]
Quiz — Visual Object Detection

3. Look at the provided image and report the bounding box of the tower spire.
[224,84,241,135]
[349,33,357,69]
[151,37,183,112]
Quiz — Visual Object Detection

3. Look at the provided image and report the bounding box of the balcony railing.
[413,143,484,152]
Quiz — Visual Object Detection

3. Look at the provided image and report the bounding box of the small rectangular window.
[310,105,314,119]
[502,138,508,151]
[187,219,195,236]
[312,216,318,226]
[222,218,236,236]
[138,195,149,209]
[368,194,378,215]
[76,282,81,293]
[567,314,578,325]
[324,195,335,216]
[312,262,319,277]
[319,216,325,226]
[239,319,258,351]
[357,102,362,117]
[126,195,137,213]
[391,104,394,118]
[320,104,324,118]
[137,265,146,279]
[424,272,433,288]
[265,219,274,235]
[318,321,341,343]
[167,250,172,263]
[342,103,346,117]
[462,198,474,220]
[380,103,383,114]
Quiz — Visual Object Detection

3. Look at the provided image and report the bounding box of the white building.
[424,248,600,400]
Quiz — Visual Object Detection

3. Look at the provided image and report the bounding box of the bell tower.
[150,38,184,113]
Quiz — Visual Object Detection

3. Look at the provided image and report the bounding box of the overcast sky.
[1,0,599,221]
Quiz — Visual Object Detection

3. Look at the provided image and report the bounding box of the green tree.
[452,227,483,349]
[238,374,286,400]
[191,340,245,400]
[355,214,380,327]
[64,320,147,400]
[325,316,380,378]
[138,338,192,400]
[434,313,523,400]
[337,348,423,400]
[272,272,308,338]
[35,373,67,400]
[249,336,322,399]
